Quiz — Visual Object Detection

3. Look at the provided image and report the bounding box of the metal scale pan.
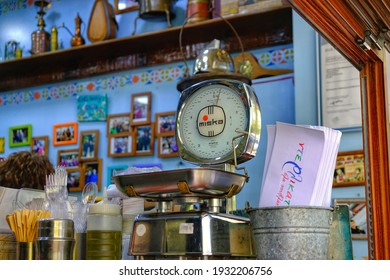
[113,168,248,200]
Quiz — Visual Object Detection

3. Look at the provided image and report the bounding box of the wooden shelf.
[0,7,292,92]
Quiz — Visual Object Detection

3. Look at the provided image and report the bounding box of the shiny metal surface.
[113,168,247,199]
[247,206,332,260]
[176,79,261,166]
[35,239,75,260]
[193,39,234,74]
[129,211,256,258]
[37,218,74,239]
[138,0,176,19]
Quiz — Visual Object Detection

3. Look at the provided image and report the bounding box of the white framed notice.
[320,41,362,130]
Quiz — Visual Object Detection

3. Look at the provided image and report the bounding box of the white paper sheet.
[259,122,341,207]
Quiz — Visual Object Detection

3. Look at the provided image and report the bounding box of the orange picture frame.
[53,122,78,146]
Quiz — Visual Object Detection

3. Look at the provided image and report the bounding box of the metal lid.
[193,39,234,74]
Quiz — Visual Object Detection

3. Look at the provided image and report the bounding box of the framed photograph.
[81,159,102,191]
[334,198,367,240]
[107,113,131,136]
[134,124,154,156]
[77,94,108,122]
[333,150,365,187]
[130,92,152,126]
[79,130,99,162]
[107,165,128,186]
[67,167,85,192]
[114,0,139,14]
[53,122,78,146]
[108,134,134,157]
[0,137,5,153]
[57,149,80,169]
[158,135,179,158]
[9,124,32,148]
[155,111,176,136]
[30,136,49,156]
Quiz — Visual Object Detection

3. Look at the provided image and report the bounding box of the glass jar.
[86,203,122,260]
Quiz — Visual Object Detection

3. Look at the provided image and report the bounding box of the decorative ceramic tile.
[0,47,294,108]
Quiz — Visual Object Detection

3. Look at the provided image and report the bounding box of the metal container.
[35,239,75,260]
[31,22,50,55]
[186,0,211,23]
[37,218,74,239]
[247,206,332,260]
[133,0,176,35]
[130,211,256,259]
[16,242,34,260]
[137,0,176,20]
[35,218,75,260]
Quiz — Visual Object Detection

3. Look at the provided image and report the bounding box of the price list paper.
[320,43,361,129]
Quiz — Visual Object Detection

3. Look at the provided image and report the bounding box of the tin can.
[186,0,211,23]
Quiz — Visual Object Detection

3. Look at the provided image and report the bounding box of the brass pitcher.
[71,14,86,47]
[61,13,86,47]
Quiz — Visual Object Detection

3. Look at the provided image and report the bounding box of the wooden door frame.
[288,0,390,259]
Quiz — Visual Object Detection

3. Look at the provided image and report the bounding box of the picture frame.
[114,0,139,14]
[155,111,176,136]
[77,94,108,122]
[30,136,49,156]
[57,149,80,169]
[81,159,102,191]
[67,167,85,192]
[107,165,128,186]
[130,92,152,126]
[9,124,32,148]
[79,130,99,162]
[0,137,5,154]
[53,122,78,146]
[334,198,367,240]
[158,135,179,158]
[134,124,154,156]
[108,134,134,157]
[333,150,365,187]
[107,113,131,136]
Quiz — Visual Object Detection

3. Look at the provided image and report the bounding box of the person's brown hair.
[0,151,54,190]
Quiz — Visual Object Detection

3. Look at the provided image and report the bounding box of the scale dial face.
[177,81,252,165]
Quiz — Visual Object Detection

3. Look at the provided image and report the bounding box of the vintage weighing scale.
[114,39,261,259]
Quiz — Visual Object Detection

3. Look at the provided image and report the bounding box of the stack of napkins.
[259,122,342,207]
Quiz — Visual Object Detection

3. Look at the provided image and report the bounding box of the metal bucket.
[247,206,332,260]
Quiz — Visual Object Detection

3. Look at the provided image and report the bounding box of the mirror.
[288,0,390,259]
[114,0,139,14]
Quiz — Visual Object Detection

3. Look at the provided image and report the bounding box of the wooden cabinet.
[288,0,390,260]
[0,7,292,92]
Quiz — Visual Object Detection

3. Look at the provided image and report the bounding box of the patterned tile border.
[0,47,294,107]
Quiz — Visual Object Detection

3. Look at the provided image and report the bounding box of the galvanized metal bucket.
[247,206,333,260]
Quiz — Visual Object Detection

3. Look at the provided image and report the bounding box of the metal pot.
[138,0,176,20]
[132,0,176,35]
